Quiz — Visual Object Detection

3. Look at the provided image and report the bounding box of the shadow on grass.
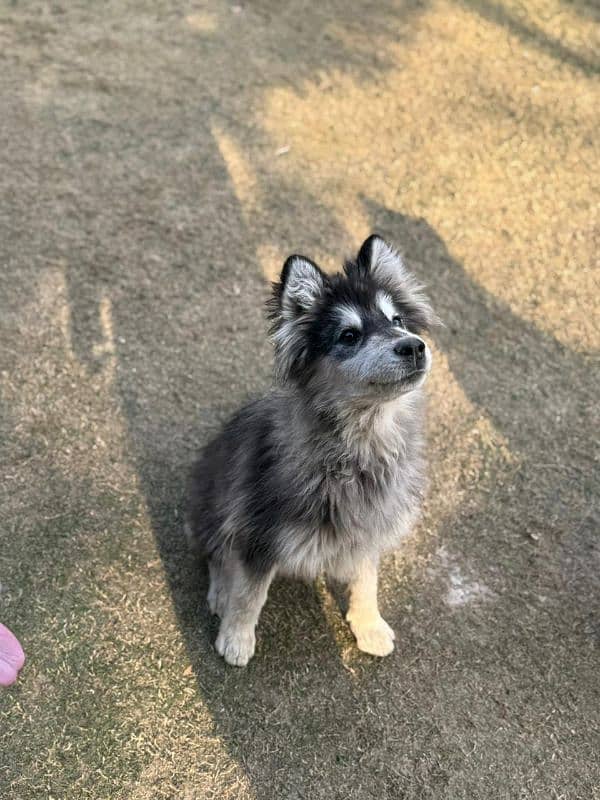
[457,0,600,75]
[361,199,599,607]
[63,181,599,796]
[122,198,599,797]
[2,0,599,795]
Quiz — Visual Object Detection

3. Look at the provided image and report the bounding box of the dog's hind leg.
[346,557,395,657]
[215,556,274,667]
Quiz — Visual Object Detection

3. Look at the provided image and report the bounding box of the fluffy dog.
[185,235,437,665]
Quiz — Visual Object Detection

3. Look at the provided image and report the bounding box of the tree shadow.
[558,0,600,22]
[457,0,600,75]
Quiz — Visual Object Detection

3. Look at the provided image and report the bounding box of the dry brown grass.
[1,0,599,797]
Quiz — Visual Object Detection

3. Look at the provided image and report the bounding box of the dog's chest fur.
[274,392,426,580]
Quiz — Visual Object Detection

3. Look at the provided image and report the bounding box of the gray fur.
[186,235,436,665]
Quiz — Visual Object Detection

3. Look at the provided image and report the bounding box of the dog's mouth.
[368,369,427,388]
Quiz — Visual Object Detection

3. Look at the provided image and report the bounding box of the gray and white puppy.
[186,235,437,666]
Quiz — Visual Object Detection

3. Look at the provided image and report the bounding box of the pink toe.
[0,660,19,687]
[0,623,25,686]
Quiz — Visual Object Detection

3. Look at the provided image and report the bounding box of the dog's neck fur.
[283,385,425,473]
[338,392,423,466]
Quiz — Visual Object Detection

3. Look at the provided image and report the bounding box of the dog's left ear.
[357,234,441,329]
[356,234,408,283]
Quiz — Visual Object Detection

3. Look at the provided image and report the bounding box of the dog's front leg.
[215,557,274,667]
[346,557,395,657]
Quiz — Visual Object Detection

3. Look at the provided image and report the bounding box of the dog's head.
[268,235,439,405]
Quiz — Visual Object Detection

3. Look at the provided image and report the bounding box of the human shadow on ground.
[362,199,599,625]
[64,175,599,796]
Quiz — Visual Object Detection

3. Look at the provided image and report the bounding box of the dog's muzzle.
[393,335,427,371]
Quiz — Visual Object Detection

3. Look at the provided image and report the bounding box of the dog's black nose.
[394,337,426,364]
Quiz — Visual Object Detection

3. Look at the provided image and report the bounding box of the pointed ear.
[267,255,327,383]
[356,234,405,281]
[357,234,441,329]
[276,255,327,320]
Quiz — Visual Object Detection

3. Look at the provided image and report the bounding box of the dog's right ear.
[274,255,328,321]
[268,256,327,382]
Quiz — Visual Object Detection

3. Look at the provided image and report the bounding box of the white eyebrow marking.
[337,305,362,330]
[376,291,397,321]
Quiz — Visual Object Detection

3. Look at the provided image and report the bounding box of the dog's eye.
[339,328,361,346]
[392,315,405,328]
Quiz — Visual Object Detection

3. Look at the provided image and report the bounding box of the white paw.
[349,616,395,657]
[215,624,256,667]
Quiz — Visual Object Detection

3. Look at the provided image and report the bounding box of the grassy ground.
[1,1,599,798]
